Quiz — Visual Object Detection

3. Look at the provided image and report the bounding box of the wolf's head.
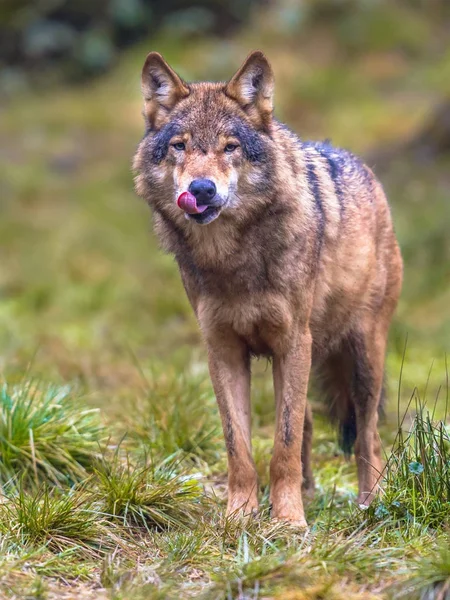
[134,51,276,226]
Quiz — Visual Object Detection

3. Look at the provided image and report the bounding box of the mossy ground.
[1,3,449,598]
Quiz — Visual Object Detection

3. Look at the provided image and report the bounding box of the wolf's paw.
[270,483,307,528]
[226,493,259,519]
[356,489,377,508]
[272,516,308,530]
[270,501,307,529]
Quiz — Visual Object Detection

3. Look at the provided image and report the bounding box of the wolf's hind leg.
[346,328,386,507]
[302,402,315,496]
[318,329,385,506]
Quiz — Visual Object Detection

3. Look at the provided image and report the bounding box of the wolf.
[133,51,403,526]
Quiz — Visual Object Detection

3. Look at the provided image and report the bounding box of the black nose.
[188,179,216,204]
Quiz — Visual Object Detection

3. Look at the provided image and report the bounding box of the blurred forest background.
[1,0,449,407]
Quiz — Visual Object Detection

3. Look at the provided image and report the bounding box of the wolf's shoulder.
[276,122,370,180]
[302,139,377,196]
[301,140,368,178]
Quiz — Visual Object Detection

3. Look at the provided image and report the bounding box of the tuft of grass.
[0,486,109,557]
[395,535,450,599]
[95,452,203,530]
[116,372,221,466]
[0,380,104,487]
[367,398,450,532]
[161,528,215,570]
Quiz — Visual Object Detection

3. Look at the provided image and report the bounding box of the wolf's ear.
[225,51,274,129]
[141,52,189,129]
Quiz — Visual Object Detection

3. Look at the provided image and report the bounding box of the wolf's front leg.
[206,333,258,517]
[270,329,312,527]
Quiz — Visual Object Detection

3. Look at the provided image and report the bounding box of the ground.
[1,4,450,598]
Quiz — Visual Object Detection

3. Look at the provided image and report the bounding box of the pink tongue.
[177,191,208,214]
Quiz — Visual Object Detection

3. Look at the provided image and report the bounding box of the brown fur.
[133,51,403,526]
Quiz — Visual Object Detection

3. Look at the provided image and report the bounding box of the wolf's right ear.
[141,52,189,129]
[225,51,274,130]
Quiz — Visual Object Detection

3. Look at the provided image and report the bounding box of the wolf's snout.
[188,179,217,204]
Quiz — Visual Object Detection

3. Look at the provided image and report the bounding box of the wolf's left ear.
[225,51,274,130]
[141,52,190,129]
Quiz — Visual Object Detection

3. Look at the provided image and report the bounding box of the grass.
[113,371,221,465]
[403,537,450,599]
[0,381,104,487]
[0,486,107,557]
[94,452,204,530]
[1,1,450,597]
[0,380,448,597]
[367,400,450,533]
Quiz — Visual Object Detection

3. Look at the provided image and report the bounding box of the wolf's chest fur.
[165,217,298,355]
[198,290,293,357]
[170,192,384,361]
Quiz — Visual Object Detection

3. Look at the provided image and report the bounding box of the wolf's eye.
[173,142,186,151]
[224,143,239,153]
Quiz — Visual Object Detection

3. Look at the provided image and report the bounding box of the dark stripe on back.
[324,154,344,216]
[303,141,345,217]
[305,158,325,258]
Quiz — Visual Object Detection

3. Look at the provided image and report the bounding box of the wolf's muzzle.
[188,179,220,207]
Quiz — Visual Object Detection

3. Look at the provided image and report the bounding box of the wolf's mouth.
[187,205,221,225]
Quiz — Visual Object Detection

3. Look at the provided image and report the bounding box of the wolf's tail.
[315,355,386,457]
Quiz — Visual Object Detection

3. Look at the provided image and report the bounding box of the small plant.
[0,380,105,486]
[95,452,203,530]
[368,399,450,531]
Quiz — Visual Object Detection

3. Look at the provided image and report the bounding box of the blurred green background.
[1,0,449,421]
